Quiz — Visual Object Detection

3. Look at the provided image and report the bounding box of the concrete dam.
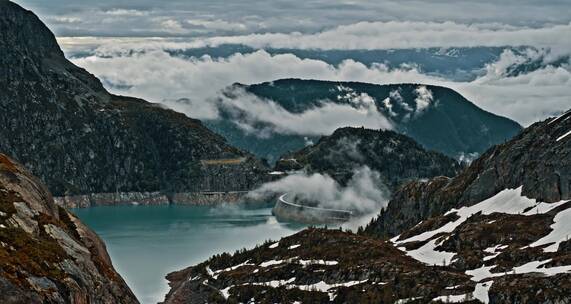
[272,194,353,224]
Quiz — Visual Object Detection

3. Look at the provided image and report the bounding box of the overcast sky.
[13,0,571,37]
[10,0,571,127]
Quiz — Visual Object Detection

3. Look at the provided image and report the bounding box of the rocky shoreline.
[54,191,249,208]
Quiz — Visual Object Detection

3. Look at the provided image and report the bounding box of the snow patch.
[402,238,456,265]
[529,207,571,252]
[292,280,368,301]
[473,281,492,304]
[269,171,285,175]
[259,259,285,267]
[467,259,571,282]
[556,130,571,142]
[212,260,254,279]
[299,259,338,266]
[395,187,567,245]
[483,244,508,261]
[432,293,471,303]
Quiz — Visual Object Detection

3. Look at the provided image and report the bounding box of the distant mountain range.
[206,79,522,163]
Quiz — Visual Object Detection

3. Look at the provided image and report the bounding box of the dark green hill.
[206,79,522,163]
[275,127,462,192]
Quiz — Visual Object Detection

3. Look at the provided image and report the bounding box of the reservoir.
[72,203,304,304]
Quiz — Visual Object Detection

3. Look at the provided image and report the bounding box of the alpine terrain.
[163,110,571,303]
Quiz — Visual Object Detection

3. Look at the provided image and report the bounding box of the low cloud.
[57,22,571,54]
[194,22,571,53]
[414,85,434,115]
[217,88,392,136]
[70,47,571,126]
[250,166,389,214]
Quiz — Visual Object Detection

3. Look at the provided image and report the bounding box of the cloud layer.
[71,46,571,127]
[217,88,393,136]
[57,21,571,53]
[250,166,389,213]
[14,0,571,37]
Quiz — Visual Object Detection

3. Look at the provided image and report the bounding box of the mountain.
[205,79,522,163]
[0,1,268,202]
[274,127,462,192]
[163,110,571,303]
[365,109,571,237]
[0,153,138,303]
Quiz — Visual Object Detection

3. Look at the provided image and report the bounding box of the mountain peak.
[0,1,269,198]
[0,0,63,59]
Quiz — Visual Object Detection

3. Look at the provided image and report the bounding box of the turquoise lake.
[72,204,304,304]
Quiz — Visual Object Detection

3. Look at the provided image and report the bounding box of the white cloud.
[181,21,571,53]
[70,47,571,127]
[15,0,571,38]
[414,85,434,115]
[159,20,186,33]
[103,9,149,17]
[51,16,81,24]
[250,166,389,213]
[186,19,247,32]
[58,21,571,53]
[217,88,392,136]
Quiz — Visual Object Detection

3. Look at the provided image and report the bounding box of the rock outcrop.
[275,127,462,192]
[0,153,139,303]
[365,109,571,237]
[0,1,268,200]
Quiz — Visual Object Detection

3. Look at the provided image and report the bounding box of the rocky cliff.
[275,127,462,192]
[0,153,139,303]
[163,111,571,303]
[0,1,268,199]
[365,109,571,237]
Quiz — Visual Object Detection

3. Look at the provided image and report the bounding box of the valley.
[0,1,569,303]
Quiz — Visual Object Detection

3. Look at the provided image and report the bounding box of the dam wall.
[272,194,352,224]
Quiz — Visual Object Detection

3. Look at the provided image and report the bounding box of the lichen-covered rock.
[0,153,139,303]
[0,1,268,198]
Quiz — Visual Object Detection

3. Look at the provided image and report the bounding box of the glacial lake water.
[71,204,305,304]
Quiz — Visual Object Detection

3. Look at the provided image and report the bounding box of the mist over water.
[72,204,304,304]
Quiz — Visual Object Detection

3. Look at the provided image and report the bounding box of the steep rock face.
[365,109,571,237]
[206,79,522,163]
[0,153,139,303]
[275,127,462,192]
[0,1,268,197]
